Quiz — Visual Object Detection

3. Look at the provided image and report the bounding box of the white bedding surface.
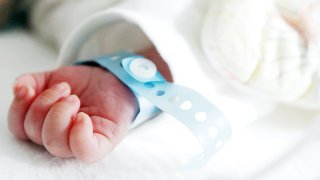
[1,30,320,180]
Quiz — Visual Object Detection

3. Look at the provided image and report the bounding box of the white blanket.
[1,30,320,180]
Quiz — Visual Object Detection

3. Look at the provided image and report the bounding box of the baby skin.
[7,47,172,162]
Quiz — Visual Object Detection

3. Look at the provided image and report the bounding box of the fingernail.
[54,82,69,91]
[76,113,85,124]
[17,87,27,99]
[64,95,76,103]
[16,86,34,99]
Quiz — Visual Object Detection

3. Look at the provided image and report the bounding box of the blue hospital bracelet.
[77,51,232,167]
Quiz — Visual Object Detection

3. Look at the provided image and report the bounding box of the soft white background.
[1,30,320,180]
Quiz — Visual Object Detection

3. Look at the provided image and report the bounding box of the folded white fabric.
[202,0,320,109]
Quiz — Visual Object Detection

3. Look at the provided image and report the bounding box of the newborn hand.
[8,65,138,162]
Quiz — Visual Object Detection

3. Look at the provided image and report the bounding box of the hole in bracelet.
[180,100,192,110]
[156,90,165,96]
[194,112,207,122]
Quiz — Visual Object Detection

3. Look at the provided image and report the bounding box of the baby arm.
[7,47,172,162]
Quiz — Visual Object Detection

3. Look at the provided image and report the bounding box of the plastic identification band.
[77,51,232,168]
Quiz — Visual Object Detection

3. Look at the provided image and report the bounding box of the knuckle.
[37,91,55,104]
